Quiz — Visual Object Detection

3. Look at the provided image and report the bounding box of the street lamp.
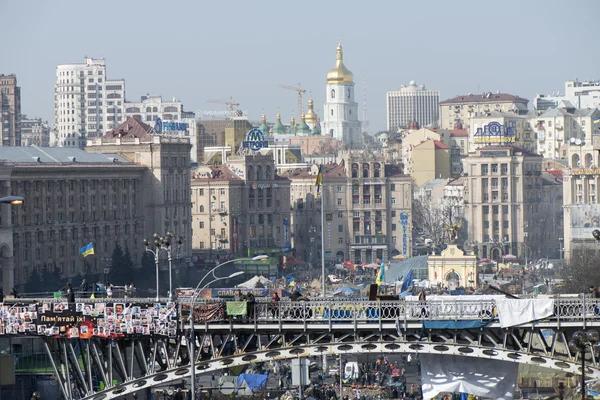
[189,257,265,400]
[568,329,599,399]
[144,232,185,301]
[0,196,24,205]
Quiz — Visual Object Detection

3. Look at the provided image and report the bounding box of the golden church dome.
[305,98,318,125]
[326,42,354,84]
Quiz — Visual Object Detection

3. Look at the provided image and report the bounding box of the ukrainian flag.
[315,165,323,198]
[79,242,94,257]
[376,258,385,286]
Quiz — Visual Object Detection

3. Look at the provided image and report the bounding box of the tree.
[555,249,600,294]
[24,267,42,293]
[412,194,465,249]
[40,263,62,292]
[138,251,156,289]
[108,245,134,285]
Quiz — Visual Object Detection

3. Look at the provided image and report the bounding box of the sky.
[1,0,599,132]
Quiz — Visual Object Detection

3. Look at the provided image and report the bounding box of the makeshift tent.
[236,373,268,393]
[309,278,322,290]
[237,276,273,289]
[333,285,360,296]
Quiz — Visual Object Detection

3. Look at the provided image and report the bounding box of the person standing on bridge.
[0,288,3,303]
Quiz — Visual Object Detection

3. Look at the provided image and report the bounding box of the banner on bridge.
[0,302,178,338]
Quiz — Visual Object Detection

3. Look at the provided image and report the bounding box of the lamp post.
[568,329,599,399]
[189,255,267,400]
[144,232,185,301]
[0,196,24,205]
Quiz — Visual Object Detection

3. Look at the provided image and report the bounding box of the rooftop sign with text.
[154,118,189,134]
[242,128,268,151]
[474,122,515,145]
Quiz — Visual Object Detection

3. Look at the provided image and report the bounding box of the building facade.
[123,95,183,125]
[463,147,557,261]
[535,79,600,110]
[0,147,147,293]
[54,58,125,147]
[190,154,291,257]
[0,74,21,146]
[322,43,361,147]
[439,92,529,131]
[470,111,537,154]
[386,81,439,131]
[85,117,193,258]
[20,116,50,147]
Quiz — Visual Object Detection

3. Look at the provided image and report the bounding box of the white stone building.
[535,79,600,110]
[123,95,183,125]
[53,57,125,147]
[386,81,439,131]
[321,43,361,147]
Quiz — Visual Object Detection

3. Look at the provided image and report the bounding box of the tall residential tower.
[0,74,21,146]
[386,81,439,131]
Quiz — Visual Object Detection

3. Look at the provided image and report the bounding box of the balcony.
[351,235,387,245]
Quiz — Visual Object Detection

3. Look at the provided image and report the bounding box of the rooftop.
[440,92,528,105]
[104,117,154,139]
[434,140,449,150]
[450,129,468,138]
[191,165,243,182]
[0,146,130,165]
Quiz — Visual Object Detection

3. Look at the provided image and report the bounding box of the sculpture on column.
[445,222,461,244]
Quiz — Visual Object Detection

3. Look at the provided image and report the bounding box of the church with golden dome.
[322,42,361,146]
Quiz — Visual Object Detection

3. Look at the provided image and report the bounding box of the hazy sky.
[2,0,599,132]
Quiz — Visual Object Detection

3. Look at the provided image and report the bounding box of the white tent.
[237,275,273,289]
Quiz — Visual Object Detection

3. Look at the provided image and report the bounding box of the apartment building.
[191,154,291,257]
[439,92,529,131]
[386,80,439,131]
[0,74,21,146]
[470,111,537,153]
[463,146,559,261]
[20,116,50,147]
[54,57,125,147]
[535,79,600,110]
[0,146,147,293]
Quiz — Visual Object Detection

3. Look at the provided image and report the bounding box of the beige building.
[412,140,451,186]
[0,74,21,146]
[0,147,148,293]
[402,128,450,177]
[191,154,291,257]
[532,103,600,159]
[288,136,343,156]
[286,152,413,265]
[439,92,529,131]
[463,146,554,261]
[86,117,193,257]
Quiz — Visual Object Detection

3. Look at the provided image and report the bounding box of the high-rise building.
[386,81,439,131]
[322,43,361,147]
[0,74,21,146]
[439,92,529,131]
[20,116,50,147]
[53,58,125,147]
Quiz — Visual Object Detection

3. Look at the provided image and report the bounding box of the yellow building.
[411,139,451,186]
[428,244,478,289]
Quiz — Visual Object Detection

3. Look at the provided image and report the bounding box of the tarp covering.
[237,373,268,392]
[237,276,273,289]
[496,298,555,328]
[333,285,360,296]
[182,303,224,323]
[420,354,518,400]
[423,319,492,330]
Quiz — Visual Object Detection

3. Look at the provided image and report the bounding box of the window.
[491,164,498,173]
[484,221,489,228]
[338,225,343,233]
[483,179,488,187]
[338,238,344,244]
[503,221,509,228]
[338,212,343,218]
[337,198,342,205]
[483,206,489,214]
[392,224,397,231]
[331,109,334,116]
[493,205,499,214]
[199,189,204,196]
[200,221,204,228]
[391,197,396,204]
[220,188,225,195]
[391,211,396,218]
[337,185,343,192]
[331,89,335,99]
[391,184,395,191]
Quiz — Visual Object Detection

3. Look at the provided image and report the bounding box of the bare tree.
[413,195,465,248]
[555,249,600,294]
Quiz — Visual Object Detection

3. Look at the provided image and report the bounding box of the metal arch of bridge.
[62,326,600,400]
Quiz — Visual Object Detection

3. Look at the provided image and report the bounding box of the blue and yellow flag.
[79,242,94,257]
[376,258,385,286]
[315,165,323,198]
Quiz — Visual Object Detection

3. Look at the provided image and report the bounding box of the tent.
[333,285,360,296]
[237,276,273,289]
[236,373,268,393]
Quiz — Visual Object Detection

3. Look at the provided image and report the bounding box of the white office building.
[386,81,439,131]
[535,79,600,110]
[53,57,125,147]
[123,95,183,125]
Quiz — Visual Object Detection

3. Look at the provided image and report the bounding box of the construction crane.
[278,83,306,121]
[207,97,241,116]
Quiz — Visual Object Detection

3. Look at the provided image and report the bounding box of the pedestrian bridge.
[1,297,599,400]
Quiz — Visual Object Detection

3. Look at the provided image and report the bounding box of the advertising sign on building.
[232,217,239,252]
[154,118,188,134]
[570,204,600,239]
[242,128,269,151]
[474,121,516,145]
[283,218,289,248]
[400,212,409,255]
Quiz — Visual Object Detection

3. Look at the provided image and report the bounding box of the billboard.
[473,121,516,145]
[570,204,600,239]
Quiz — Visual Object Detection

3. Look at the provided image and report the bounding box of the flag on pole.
[315,165,323,198]
[401,269,413,293]
[376,258,385,286]
[79,242,94,257]
[286,275,295,287]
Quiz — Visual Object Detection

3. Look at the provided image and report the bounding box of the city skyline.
[1,0,599,132]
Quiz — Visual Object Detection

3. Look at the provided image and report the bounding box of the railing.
[180,298,600,325]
